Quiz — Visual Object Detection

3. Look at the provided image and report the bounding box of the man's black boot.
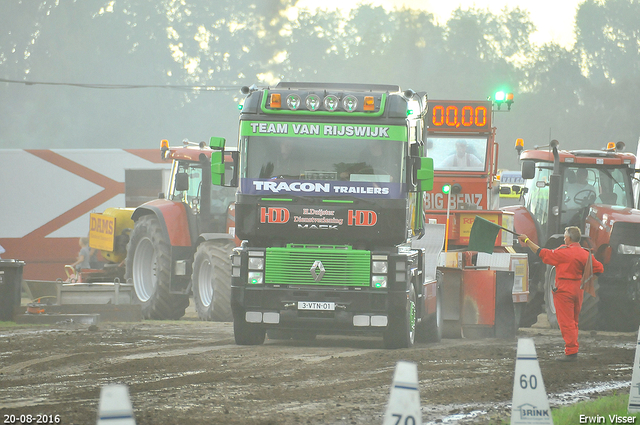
[556,353,578,362]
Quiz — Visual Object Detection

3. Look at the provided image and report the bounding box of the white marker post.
[628,326,640,413]
[511,338,553,425]
[383,361,422,425]
[97,384,137,425]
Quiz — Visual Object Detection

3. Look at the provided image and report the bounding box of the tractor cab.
[518,142,636,243]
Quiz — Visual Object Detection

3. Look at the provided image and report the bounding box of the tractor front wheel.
[192,240,234,322]
[125,215,188,320]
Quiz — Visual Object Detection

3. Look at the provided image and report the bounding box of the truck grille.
[265,246,370,286]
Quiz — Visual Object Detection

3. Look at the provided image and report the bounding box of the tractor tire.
[544,265,601,330]
[125,215,188,320]
[577,280,600,330]
[417,280,443,344]
[544,266,560,329]
[599,295,640,331]
[192,240,234,322]
[383,284,417,349]
[233,313,266,346]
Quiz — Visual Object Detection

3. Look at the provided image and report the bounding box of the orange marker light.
[515,138,524,148]
[161,139,169,149]
[364,96,375,111]
[506,93,514,101]
[607,142,616,150]
[270,93,281,108]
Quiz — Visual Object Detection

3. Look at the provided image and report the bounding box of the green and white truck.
[211,82,440,348]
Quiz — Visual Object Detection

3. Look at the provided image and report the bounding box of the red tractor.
[505,140,640,331]
[124,138,238,320]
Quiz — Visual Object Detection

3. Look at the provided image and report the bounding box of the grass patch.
[493,394,639,424]
[551,393,640,424]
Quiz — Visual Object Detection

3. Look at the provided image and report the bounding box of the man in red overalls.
[518,226,604,362]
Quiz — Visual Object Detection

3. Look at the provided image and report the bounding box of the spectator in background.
[70,237,91,271]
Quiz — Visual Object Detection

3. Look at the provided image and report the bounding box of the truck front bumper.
[231,285,407,333]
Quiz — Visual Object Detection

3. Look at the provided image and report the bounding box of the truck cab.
[223,82,439,348]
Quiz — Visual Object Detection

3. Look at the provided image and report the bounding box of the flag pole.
[445,190,451,252]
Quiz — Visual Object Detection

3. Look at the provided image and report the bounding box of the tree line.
[1,0,638,169]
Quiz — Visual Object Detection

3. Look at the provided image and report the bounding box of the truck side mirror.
[210,136,226,186]
[417,157,434,192]
[224,151,239,188]
[521,160,535,180]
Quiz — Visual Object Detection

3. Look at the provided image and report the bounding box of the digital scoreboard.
[426,100,492,132]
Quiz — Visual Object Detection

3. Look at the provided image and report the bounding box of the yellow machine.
[89,207,135,264]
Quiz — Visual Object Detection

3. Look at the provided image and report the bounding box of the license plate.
[297,301,335,311]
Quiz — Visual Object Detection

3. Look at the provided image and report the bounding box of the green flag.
[468,216,501,254]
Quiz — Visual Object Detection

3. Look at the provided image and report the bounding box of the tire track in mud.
[0,322,637,424]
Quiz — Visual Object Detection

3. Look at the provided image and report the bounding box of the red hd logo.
[260,207,290,224]
[347,210,377,226]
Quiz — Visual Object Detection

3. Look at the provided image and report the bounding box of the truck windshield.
[244,137,404,183]
[425,136,487,172]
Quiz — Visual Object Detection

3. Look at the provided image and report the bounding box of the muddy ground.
[0,307,636,425]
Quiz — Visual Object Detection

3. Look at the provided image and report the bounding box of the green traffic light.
[495,91,506,102]
[442,184,451,194]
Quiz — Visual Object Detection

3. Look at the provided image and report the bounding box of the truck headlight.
[372,275,387,289]
[372,261,388,274]
[248,271,263,284]
[618,244,640,255]
[248,257,265,270]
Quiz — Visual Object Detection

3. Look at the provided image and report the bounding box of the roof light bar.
[324,95,339,112]
[305,94,321,111]
[342,95,358,112]
[286,94,301,110]
[363,96,375,111]
[270,93,281,108]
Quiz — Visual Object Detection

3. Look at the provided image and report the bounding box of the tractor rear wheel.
[126,215,188,320]
[577,281,600,330]
[192,240,234,322]
[544,265,600,330]
[544,266,560,329]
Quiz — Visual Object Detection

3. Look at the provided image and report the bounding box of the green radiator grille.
[265,246,370,286]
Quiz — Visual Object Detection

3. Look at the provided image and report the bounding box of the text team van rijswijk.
[249,122,392,138]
